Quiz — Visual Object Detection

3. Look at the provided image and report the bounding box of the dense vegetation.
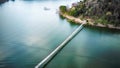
[60,0,120,26]
[59,6,67,13]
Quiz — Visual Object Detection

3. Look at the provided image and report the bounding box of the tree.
[59,5,67,13]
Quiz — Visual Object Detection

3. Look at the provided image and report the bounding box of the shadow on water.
[79,26,120,68]
[0,0,8,5]
[84,25,120,34]
[84,48,120,68]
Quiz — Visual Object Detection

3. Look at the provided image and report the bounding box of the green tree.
[59,5,67,13]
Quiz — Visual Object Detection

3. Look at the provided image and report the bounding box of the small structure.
[44,7,50,10]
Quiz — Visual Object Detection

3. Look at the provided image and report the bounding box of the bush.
[97,18,103,23]
[102,19,109,25]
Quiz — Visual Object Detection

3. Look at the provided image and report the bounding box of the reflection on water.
[0,0,8,5]
[0,0,79,68]
[46,27,120,68]
[0,0,120,68]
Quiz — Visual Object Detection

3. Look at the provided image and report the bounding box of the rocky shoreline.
[59,12,120,30]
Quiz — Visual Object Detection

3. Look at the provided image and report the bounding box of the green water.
[0,0,120,68]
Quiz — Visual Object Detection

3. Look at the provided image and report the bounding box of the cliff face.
[69,0,120,26]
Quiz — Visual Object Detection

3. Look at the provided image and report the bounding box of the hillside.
[59,0,120,27]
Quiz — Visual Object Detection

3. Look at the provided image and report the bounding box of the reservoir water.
[0,0,120,68]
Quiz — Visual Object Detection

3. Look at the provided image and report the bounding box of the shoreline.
[59,12,120,30]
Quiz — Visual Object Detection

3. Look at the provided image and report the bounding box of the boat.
[44,7,50,10]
